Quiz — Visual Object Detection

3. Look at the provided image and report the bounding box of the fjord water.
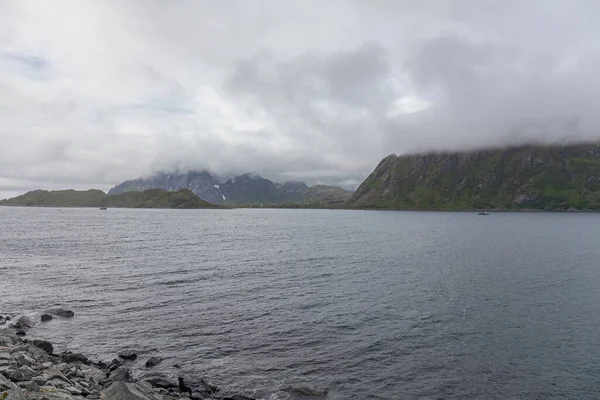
[2,208,600,399]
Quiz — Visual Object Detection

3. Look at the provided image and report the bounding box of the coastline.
[0,311,255,400]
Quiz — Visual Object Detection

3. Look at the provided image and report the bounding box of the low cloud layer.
[1,1,600,198]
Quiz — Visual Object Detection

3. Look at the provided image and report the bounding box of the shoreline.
[0,311,255,400]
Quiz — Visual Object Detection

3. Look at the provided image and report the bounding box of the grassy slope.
[350,144,600,210]
[0,189,222,209]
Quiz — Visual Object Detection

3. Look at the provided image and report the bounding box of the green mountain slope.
[0,189,221,209]
[0,189,106,207]
[349,143,600,210]
[302,185,352,205]
[103,189,221,209]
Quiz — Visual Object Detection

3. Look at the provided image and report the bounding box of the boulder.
[81,365,106,383]
[118,350,137,361]
[14,331,25,338]
[108,358,123,372]
[143,375,175,389]
[144,357,161,368]
[45,309,74,319]
[10,317,34,332]
[40,315,53,322]
[31,340,53,355]
[61,351,90,365]
[109,366,131,382]
[101,381,162,400]
[17,380,39,392]
[0,371,16,390]
[3,387,26,400]
[0,329,18,347]
[4,367,33,382]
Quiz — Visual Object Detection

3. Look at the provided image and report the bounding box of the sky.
[2,1,600,198]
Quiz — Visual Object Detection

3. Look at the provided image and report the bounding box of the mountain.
[108,171,223,204]
[301,185,352,205]
[103,189,221,209]
[220,173,287,204]
[0,189,106,207]
[349,143,600,210]
[109,171,318,204]
[0,188,221,209]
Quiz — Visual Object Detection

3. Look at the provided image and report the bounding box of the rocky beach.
[0,311,255,400]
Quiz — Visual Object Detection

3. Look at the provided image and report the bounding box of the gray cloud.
[1,1,600,198]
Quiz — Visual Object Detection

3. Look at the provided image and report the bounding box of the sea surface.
[2,207,600,399]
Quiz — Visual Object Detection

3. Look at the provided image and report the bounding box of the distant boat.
[100,206,107,210]
[477,211,489,215]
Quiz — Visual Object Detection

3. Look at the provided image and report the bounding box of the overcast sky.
[2,1,600,198]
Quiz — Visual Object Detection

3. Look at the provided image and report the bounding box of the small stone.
[15,354,36,367]
[145,357,162,368]
[81,365,106,383]
[40,315,53,322]
[45,309,74,319]
[64,386,81,395]
[14,331,25,337]
[31,340,53,355]
[118,350,137,361]
[102,382,162,400]
[10,316,34,332]
[41,362,53,369]
[32,376,47,386]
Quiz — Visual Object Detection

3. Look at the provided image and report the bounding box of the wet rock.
[10,317,34,332]
[102,381,162,400]
[144,357,161,368]
[144,375,176,389]
[31,340,53,355]
[109,366,131,382]
[61,351,90,365]
[223,395,256,400]
[108,358,123,372]
[45,309,74,319]
[40,315,53,322]
[118,350,137,361]
[177,377,192,397]
[14,331,25,338]
[197,379,219,393]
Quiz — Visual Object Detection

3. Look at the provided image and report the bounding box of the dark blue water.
[2,207,600,399]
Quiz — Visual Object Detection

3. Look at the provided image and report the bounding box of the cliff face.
[349,144,600,210]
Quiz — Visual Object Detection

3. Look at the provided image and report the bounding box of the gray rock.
[15,353,36,367]
[143,375,175,389]
[108,358,124,372]
[101,381,163,400]
[4,387,26,400]
[0,371,16,390]
[63,385,81,395]
[61,351,89,365]
[0,329,18,346]
[81,365,106,383]
[40,368,72,386]
[10,316,34,332]
[45,309,74,319]
[144,357,161,368]
[31,340,53,355]
[27,345,52,362]
[109,366,131,382]
[32,376,47,386]
[14,331,25,337]
[40,314,53,322]
[223,396,256,400]
[118,350,137,361]
[4,367,33,382]
[17,380,39,392]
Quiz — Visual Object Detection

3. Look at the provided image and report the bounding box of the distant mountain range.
[349,143,600,210]
[108,171,351,205]
[4,143,600,211]
[0,189,221,209]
